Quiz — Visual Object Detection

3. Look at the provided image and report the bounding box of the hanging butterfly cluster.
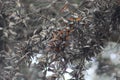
[46,14,81,53]
[47,28,74,52]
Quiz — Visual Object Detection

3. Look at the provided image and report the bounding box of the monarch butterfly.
[60,3,69,12]
[68,16,81,22]
[50,31,59,41]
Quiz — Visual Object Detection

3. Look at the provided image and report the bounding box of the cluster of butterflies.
[46,27,74,52]
[46,16,81,53]
[46,3,82,52]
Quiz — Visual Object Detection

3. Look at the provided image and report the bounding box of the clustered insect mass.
[46,15,81,52]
